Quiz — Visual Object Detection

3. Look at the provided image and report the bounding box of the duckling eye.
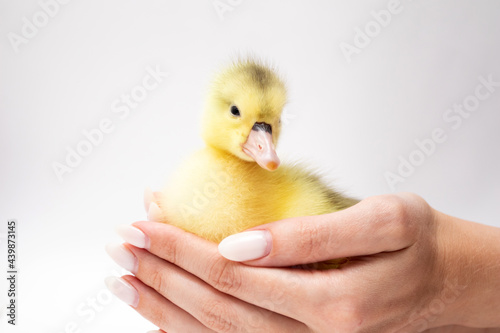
[230,105,241,117]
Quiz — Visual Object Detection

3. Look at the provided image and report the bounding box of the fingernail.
[116,225,150,249]
[105,276,139,308]
[105,243,138,274]
[144,187,155,212]
[148,202,163,222]
[218,230,272,261]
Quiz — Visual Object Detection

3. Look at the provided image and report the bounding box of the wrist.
[436,211,500,328]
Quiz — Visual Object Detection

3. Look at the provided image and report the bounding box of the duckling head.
[202,59,287,171]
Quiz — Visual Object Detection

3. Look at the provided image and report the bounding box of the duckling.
[148,59,358,265]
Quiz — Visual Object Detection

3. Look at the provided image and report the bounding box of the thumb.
[218,194,419,267]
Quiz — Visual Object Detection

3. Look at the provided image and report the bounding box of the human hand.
[105,193,500,332]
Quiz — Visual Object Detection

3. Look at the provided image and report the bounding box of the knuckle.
[149,268,169,296]
[158,230,184,264]
[375,194,415,243]
[384,194,408,224]
[207,257,242,294]
[296,220,325,261]
[199,299,235,332]
[340,299,364,332]
[318,298,364,332]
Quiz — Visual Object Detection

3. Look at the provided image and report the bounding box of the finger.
[129,221,331,322]
[144,187,155,212]
[106,275,213,333]
[219,193,427,267]
[127,244,310,332]
[148,202,164,222]
[144,188,164,219]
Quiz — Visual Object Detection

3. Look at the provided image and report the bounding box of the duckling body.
[155,59,357,249]
[160,147,356,243]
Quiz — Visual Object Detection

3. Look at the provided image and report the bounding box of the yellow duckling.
[147,59,358,247]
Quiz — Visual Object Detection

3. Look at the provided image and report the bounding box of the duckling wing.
[268,165,359,220]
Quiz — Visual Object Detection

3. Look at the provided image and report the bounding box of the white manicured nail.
[144,187,155,212]
[148,202,163,222]
[116,225,150,249]
[105,276,139,307]
[105,243,138,274]
[218,230,271,261]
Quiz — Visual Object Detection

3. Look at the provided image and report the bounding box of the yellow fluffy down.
[156,59,357,268]
[159,147,357,243]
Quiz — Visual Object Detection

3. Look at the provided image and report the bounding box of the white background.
[1,0,499,331]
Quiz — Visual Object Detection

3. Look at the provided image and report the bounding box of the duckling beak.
[242,122,280,171]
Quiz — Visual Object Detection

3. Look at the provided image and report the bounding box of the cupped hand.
[105,192,500,332]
